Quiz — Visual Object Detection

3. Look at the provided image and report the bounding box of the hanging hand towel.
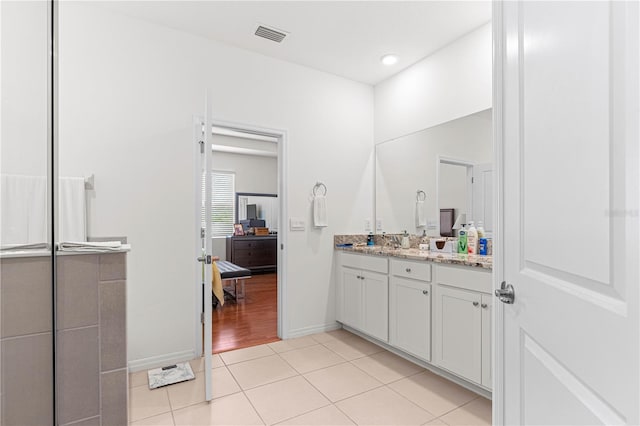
[313,195,328,227]
[415,200,427,227]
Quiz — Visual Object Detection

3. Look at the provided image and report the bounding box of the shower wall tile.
[1,333,54,425]
[99,253,126,281]
[100,280,126,371]
[101,369,128,426]
[56,255,99,330]
[0,257,52,338]
[57,326,100,424]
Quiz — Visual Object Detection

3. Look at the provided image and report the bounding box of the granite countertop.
[336,245,492,270]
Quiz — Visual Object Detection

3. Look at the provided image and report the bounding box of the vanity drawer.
[340,252,388,274]
[390,259,432,282]
[436,264,492,293]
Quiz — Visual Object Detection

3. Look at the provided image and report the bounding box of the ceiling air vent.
[255,25,288,43]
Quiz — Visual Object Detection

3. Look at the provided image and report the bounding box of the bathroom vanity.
[335,245,492,396]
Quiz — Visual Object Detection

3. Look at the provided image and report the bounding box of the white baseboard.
[128,349,197,373]
[285,322,341,339]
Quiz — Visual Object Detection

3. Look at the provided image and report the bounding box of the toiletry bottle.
[457,224,467,254]
[477,221,485,239]
[467,221,478,254]
[479,237,488,255]
[367,232,374,246]
[401,230,410,249]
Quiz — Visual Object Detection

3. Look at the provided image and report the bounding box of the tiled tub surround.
[0,251,128,425]
[334,235,492,270]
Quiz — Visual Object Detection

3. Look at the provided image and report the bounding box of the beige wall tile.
[1,333,53,425]
[99,280,126,371]
[57,255,99,330]
[1,257,52,338]
[99,253,126,281]
[57,327,100,424]
[101,369,128,426]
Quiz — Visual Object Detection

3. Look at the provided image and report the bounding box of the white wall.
[59,3,374,368]
[0,1,48,177]
[374,22,492,144]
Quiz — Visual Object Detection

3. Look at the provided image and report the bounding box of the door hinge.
[280,244,284,250]
[199,140,204,154]
[200,312,205,324]
[471,177,475,184]
[201,228,205,239]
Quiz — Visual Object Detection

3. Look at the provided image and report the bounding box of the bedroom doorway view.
[207,124,283,354]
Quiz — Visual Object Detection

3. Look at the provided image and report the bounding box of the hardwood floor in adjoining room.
[213,272,279,354]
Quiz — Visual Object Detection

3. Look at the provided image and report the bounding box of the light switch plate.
[289,218,306,231]
[376,218,383,231]
[364,218,372,232]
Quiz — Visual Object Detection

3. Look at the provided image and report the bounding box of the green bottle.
[458,225,468,254]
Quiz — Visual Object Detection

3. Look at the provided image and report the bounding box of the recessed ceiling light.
[381,54,398,66]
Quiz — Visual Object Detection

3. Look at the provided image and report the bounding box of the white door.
[496,1,639,424]
[196,90,214,401]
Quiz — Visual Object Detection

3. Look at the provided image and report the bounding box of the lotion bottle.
[457,225,468,254]
[467,221,478,254]
[477,221,485,239]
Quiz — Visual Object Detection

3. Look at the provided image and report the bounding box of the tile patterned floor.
[129,329,492,426]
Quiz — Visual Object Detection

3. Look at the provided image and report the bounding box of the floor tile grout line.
[382,382,440,421]
[240,388,268,425]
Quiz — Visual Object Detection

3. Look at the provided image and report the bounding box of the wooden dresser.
[226,235,277,273]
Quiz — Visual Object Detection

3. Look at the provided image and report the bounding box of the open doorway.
[201,122,286,355]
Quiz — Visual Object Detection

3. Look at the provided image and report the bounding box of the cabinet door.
[434,285,482,384]
[341,267,364,331]
[362,270,389,342]
[390,277,431,361]
[481,293,492,389]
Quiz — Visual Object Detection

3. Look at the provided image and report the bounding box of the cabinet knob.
[356,275,361,279]
[422,290,429,295]
[481,303,488,309]
[406,268,412,273]
[473,301,479,307]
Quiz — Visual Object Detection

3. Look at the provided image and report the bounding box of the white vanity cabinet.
[337,252,389,342]
[389,259,432,361]
[433,264,492,389]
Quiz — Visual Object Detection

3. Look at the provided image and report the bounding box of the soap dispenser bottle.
[467,221,478,254]
[401,230,411,249]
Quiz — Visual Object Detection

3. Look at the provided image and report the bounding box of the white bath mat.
[147,362,195,389]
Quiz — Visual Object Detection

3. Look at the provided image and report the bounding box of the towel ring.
[313,182,327,196]
[416,190,426,202]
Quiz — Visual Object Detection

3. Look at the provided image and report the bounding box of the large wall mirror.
[236,192,279,232]
[375,109,493,236]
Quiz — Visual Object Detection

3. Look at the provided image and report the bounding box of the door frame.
[492,1,505,424]
[193,119,288,357]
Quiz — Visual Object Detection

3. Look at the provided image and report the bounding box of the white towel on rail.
[313,195,328,228]
[0,174,48,245]
[59,177,87,242]
[415,200,427,227]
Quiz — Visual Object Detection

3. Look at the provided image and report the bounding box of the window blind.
[202,171,235,237]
